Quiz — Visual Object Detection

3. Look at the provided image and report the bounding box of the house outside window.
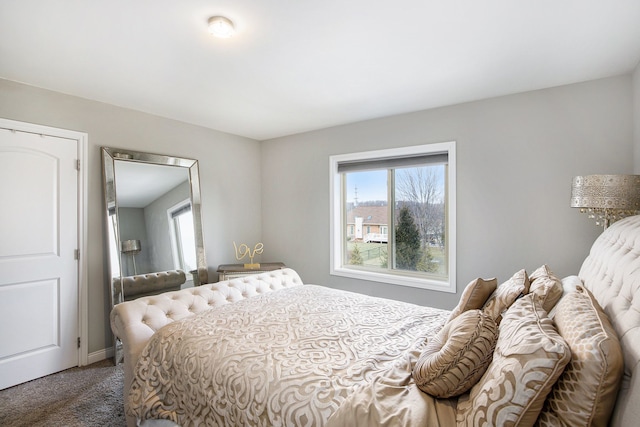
[330,142,456,292]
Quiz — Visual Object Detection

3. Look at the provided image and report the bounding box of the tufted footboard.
[110,268,303,407]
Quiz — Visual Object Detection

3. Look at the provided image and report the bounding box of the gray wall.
[118,207,151,275]
[144,181,190,274]
[0,73,636,355]
[261,75,634,310]
[0,78,263,354]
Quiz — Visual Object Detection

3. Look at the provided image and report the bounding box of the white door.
[0,125,79,390]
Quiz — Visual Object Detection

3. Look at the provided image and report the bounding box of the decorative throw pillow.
[560,275,582,294]
[457,294,570,427]
[413,309,498,398]
[529,265,563,313]
[548,275,582,319]
[482,268,530,322]
[446,277,498,323]
[535,286,623,427]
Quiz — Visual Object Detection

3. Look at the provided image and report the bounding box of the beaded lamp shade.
[570,174,640,229]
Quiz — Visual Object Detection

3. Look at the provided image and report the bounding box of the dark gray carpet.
[0,359,125,427]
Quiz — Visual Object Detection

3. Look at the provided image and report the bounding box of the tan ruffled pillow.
[457,294,570,427]
[446,277,498,323]
[536,286,623,427]
[529,265,563,313]
[483,268,530,322]
[413,309,498,398]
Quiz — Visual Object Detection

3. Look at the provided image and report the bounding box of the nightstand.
[217,262,286,281]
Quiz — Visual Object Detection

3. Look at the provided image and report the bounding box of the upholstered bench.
[116,270,187,301]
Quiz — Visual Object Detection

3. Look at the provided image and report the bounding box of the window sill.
[330,266,455,293]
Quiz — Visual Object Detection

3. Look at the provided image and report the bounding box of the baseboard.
[87,346,114,365]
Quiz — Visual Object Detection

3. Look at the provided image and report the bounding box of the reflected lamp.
[121,239,141,275]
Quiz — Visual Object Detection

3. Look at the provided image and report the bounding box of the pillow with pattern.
[482,268,530,323]
[548,275,582,319]
[529,265,563,313]
[413,309,498,398]
[457,294,570,427]
[446,277,498,323]
[535,286,623,427]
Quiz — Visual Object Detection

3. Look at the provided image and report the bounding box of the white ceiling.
[115,161,188,208]
[1,1,639,141]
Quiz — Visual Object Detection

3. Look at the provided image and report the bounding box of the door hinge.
[74,249,80,260]
[77,337,81,348]
[76,159,80,171]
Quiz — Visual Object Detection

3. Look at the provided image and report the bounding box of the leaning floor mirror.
[101,147,208,362]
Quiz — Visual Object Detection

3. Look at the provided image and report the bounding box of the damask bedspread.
[128,284,451,426]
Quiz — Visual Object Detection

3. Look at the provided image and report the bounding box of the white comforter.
[128,284,451,426]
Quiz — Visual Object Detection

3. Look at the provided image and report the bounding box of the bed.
[111,214,640,427]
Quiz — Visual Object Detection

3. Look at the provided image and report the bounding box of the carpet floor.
[0,359,125,427]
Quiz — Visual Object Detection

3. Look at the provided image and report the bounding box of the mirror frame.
[101,146,209,310]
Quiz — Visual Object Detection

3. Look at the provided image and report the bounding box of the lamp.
[121,239,141,275]
[208,16,235,38]
[570,174,640,229]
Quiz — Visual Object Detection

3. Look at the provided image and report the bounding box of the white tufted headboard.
[579,215,640,427]
[110,268,303,404]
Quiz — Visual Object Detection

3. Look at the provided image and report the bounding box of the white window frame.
[167,199,195,275]
[329,142,456,293]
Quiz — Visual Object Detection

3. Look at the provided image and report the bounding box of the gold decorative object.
[233,241,264,269]
[570,174,640,229]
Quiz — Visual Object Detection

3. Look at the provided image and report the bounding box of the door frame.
[0,117,88,366]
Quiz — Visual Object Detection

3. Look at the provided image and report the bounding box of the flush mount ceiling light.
[208,16,235,38]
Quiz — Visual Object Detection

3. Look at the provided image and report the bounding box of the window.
[330,142,456,292]
[167,200,197,278]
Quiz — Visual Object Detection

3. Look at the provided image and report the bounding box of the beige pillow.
[548,275,582,319]
[413,309,497,398]
[535,286,623,427]
[483,268,530,322]
[529,265,563,313]
[457,294,570,427]
[446,277,498,323]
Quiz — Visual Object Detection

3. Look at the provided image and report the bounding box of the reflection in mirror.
[101,147,208,362]
[116,161,193,279]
